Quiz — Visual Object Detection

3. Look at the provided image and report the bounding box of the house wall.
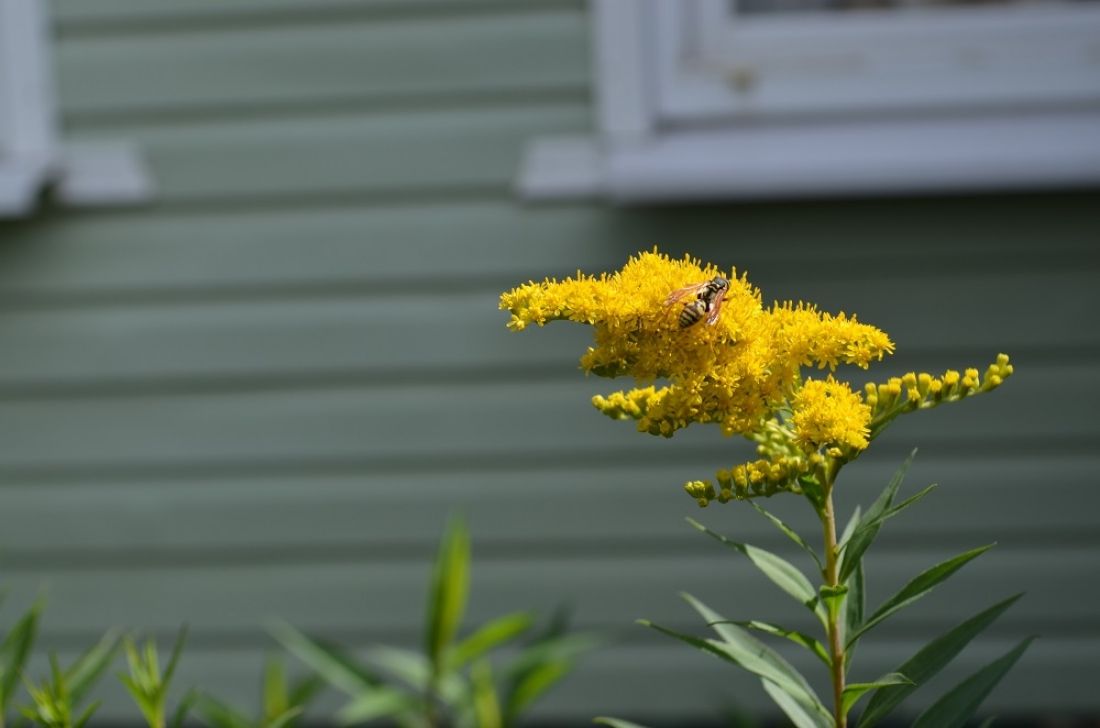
[0,0,1096,721]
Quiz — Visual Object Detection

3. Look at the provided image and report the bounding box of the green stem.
[822,479,846,728]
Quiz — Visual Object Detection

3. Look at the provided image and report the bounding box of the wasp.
[665,276,731,328]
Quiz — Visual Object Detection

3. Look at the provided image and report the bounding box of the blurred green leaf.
[426,516,470,670]
[266,707,303,728]
[0,599,42,710]
[858,594,1023,728]
[593,718,652,728]
[687,518,827,626]
[841,673,913,715]
[748,501,823,573]
[976,716,998,728]
[470,659,501,728]
[449,612,532,670]
[848,544,994,646]
[911,638,1033,728]
[196,694,253,728]
[504,659,570,720]
[335,688,418,725]
[270,621,380,695]
[845,559,865,672]
[73,700,101,728]
[839,451,916,583]
[713,620,830,667]
[262,657,289,721]
[65,629,121,706]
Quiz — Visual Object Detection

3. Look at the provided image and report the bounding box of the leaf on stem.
[269,621,381,696]
[66,630,122,706]
[711,620,830,667]
[840,672,913,716]
[334,688,419,726]
[195,694,253,728]
[749,501,824,573]
[839,451,916,583]
[449,612,533,669]
[426,515,471,670]
[910,638,1034,728]
[0,599,41,710]
[858,593,1023,728]
[593,718,652,728]
[844,559,865,672]
[761,679,831,728]
[848,544,995,647]
[687,517,827,626]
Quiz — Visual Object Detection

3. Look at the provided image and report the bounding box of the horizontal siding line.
[0,345,1094,403]
[2,531,1099,572]
[32,623,1097,652]
[0,436,1092,486]
[0,263,1096,313]
[54,0,586,40]
[62,85,591,132]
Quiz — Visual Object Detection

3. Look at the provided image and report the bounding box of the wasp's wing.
[664,281,708,306]
[705,288,728,325]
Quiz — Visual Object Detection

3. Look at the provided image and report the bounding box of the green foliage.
[273,517,597,728]
[1,598,42,722]
[118,626,194,728]
[640,453,1029,728]
[20,633,120,728]
[197,655,322,728]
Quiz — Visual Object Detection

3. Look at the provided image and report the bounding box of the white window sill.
[517,107,1100,202]
[0,142,153,218]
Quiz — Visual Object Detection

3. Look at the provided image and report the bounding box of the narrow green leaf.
[749,501,823,572]
[163,625,189,686]
[837,505,862,554]
[761,679,830,728]
[335,688,418,725]
[269,621,379,695]
[504,660,570,719]
[171,689,198,728]
[687,518,826,625]
[195,695,253,728]
[73,700,101,728]
[449,612,533,669]
[911,638,1034,728]
[470,659,502,728]
[841,673,913,715]
[845,559,865,672]
[849,544,995,647]
[66,630,121,705]
[426,516,471,668]
[267,707,304,728]
[839,451,916,583]
[263,656,289,720]
[0,600,41,708]
[288,674,326,709]
[362,646,431,691]
[879,483,938,523]
[594,718,652,728]
[652,594,831,726]
[711,620,830,667]
[858,594,1023,728]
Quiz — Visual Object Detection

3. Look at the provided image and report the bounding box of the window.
[0,0,150,218]
[518,0,1100,201]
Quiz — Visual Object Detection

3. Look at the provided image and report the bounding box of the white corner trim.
[55,141,156,207]
[0,157,51,217]
[517,108,1100,202]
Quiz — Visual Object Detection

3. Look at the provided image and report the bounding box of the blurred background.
[0,0,1098,725]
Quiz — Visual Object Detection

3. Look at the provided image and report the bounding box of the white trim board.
[517,108,1100,202]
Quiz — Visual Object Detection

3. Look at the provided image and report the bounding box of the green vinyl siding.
[0,0,1094,721]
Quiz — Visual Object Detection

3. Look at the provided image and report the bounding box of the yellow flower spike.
[791,377,871,453]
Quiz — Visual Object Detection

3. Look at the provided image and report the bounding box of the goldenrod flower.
[501,250,1011,504]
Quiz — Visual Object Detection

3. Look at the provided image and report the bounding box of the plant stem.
[822,484,846,728]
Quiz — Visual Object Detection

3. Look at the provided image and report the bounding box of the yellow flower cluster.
[501,250,1013,505]
[501,250,893,440]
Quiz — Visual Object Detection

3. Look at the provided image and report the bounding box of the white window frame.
[517,0,1100,202]
[0,0,151,218]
